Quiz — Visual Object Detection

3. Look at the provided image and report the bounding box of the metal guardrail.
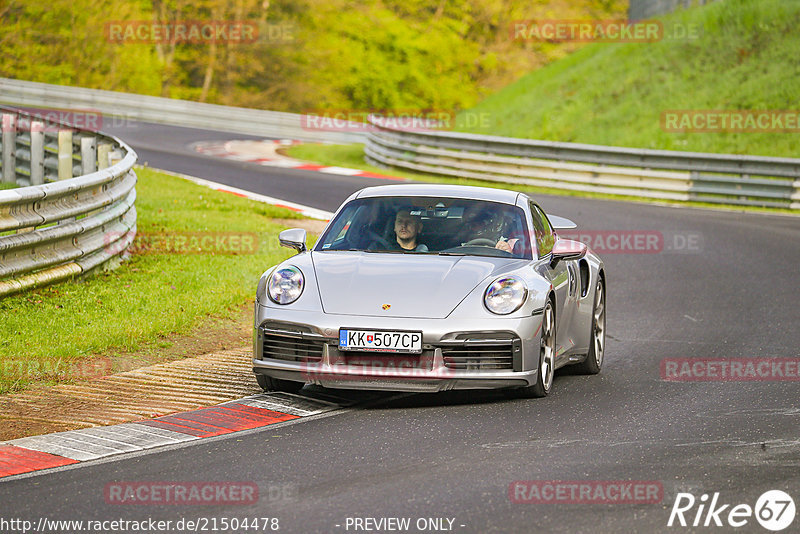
[0,105,137,297]
[365,117,800,210]
[0,78,364,145]
[6,79,796,210]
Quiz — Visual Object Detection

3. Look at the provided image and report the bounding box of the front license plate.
[339,329,423,354]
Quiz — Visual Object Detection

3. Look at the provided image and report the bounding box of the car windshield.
[315,196,532,259]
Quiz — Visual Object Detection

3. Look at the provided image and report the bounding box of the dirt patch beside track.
[0,303,260,441]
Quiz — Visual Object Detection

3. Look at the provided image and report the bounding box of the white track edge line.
[145,166,334,221]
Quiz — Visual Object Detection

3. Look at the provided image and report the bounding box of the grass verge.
[0,166,307,394]
[454,0,800,158]
[286,143,798,215]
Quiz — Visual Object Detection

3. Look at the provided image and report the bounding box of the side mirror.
[550,239,587,267]
[548,214,578,230]
[279,228,307,253]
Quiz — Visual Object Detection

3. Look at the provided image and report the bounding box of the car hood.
[311,252,524,318]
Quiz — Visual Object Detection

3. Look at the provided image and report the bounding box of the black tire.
[505,300,556,399]
[255,373,304,394]
[573,278,605,375]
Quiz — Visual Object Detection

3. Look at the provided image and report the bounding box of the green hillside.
[0,0,624,114]
[454,0,800,158]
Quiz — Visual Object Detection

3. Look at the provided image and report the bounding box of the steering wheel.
[464,238,497,247]
[365,230,392,249]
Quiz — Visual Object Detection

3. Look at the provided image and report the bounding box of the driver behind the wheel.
[459,207,518,253]
[390,209,428,252]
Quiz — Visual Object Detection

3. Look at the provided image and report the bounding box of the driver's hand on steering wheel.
[495,238,512,253]
[495,237,519,253]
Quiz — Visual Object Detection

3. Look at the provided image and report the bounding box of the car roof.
[355,183,523,205]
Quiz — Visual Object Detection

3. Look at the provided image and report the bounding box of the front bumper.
[252,304,544,392]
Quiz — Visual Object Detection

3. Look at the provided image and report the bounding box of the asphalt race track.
[103,121,396,211]
[1,122,798,533]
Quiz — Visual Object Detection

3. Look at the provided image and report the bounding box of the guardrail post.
[0,104,139,297]
[80,136,97,174]
[58,129,74,180]
[2,113,16,184]
[30,120,45,185]
[97,142,112,170]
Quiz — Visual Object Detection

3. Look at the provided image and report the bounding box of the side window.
[529,202,554,258]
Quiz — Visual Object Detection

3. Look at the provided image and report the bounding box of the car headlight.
[484,276,527,315]
[267,266,304,304]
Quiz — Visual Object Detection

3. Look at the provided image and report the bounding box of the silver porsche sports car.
[253,184,605,397]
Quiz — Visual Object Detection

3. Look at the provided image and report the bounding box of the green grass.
[454,0,800,158]
[0,166,306,394]
[286,143,798,214]
[0,182,18,190]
